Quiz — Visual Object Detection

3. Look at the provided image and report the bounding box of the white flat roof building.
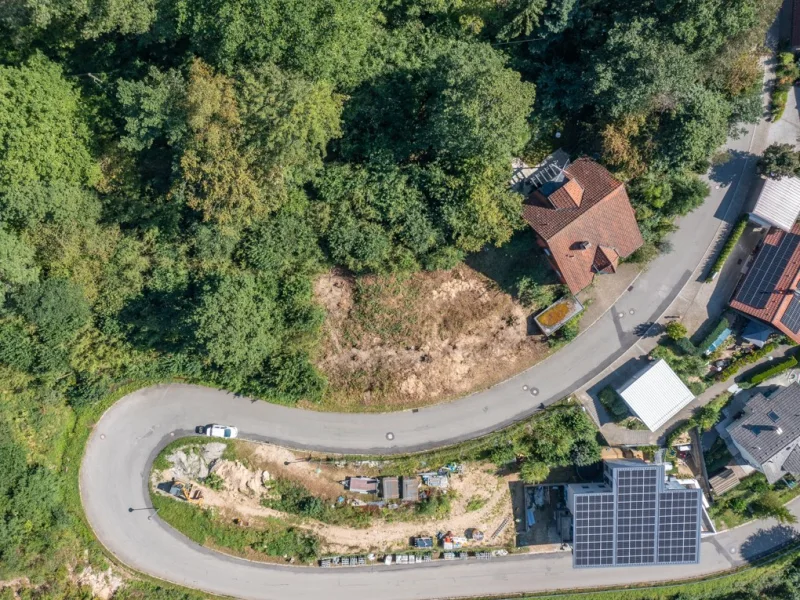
[750,176,800,232]
[617,359,695,432]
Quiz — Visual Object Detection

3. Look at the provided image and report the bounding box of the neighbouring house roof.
[617,359,695,432]
[729,224,800,343]
[728,383,800,483]
[750,176,800,232]
[522,158,644,294]
[793,0,800,49]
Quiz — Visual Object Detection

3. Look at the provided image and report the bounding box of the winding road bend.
[81,385,800,600]
[79,48,793,600]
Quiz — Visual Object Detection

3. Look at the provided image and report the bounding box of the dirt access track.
[157,441,515,555]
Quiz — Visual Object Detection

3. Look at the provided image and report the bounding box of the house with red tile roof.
[729,223,800,343]
[520,157,644,294]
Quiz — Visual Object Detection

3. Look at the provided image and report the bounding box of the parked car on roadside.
[202,424,238,439]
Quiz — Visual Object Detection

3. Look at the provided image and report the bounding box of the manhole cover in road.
[386,432,394,440]
[100,434,105,440]
[530,388,539,396]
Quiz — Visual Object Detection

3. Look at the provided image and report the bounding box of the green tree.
[693,404,721,431]
[571,437,601,466]
[240,209,323,277]
[193,271,280,378]
[436,164,524,253]
[422,42,535,167]
[753,491,798,524]
[262,351,326,403]
[0,182,101,231]
[0,55,99,188]
[758,143,800,180]
[237,63,344,188]
[117,67,188,153]
[516,276,556,309]
[319,163,443,272]
[590,20,697,119]
[0,227,39,288]
[520,460,550,483]
[3,0,156,40]
[666,173,709,216]
[179,59,262,225]
[665,321,688,341]
[12,278,90,346]
[656,86,731,171]
[170,0,380,87]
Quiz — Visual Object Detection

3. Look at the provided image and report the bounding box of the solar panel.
[573,493,615,568]
[735,232,800,310]
[614,468,658,565]
[657,489,701,564]
[782,293,800,333]
[572,463,702,569]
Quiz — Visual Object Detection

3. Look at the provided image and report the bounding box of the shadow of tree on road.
[739,524,798,562]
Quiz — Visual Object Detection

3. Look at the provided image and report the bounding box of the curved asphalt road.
[80,74,778,598]
[82,385,800,600]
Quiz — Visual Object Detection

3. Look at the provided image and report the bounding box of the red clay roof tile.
[730,223,800,343]
[522,158,643,294]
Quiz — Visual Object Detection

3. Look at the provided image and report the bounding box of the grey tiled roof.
[729,383,800,469]
[782,445,800,474]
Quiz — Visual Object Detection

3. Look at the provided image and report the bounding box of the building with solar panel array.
[566,460,702,568]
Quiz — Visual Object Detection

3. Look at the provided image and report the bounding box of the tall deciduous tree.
[179,59,262,225]
[422,42,535,167]
[758,143,800,180]
[237,63,344,190]
[12,278,91,346]
[0,55,98,188]
[193,271,281,378]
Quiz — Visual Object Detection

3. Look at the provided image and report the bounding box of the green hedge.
[706,218,748,282]
[598,386,629,422]
[719,341,779,381]
[665,421,693,448]
[676,336,699,356]
[698,317,731,353]
[749,356,798,385]
[772,87,790,121]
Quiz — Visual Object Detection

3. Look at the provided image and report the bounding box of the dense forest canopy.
[0,0,778,577]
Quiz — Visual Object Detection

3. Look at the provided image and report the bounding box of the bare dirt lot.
[310,264,551,412]
[157,441,515,556]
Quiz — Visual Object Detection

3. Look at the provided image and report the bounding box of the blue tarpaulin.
[704,327,732,355]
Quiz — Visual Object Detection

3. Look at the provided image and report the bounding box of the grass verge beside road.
[511,541,800,600]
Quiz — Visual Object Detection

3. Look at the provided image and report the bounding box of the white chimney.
[777,426,784,435]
